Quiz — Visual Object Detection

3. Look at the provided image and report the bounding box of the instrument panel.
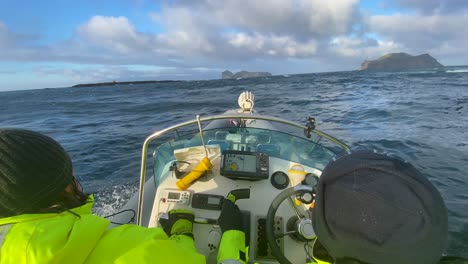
[151,153,322,264]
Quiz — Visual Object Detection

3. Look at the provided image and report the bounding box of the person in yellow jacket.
[0,128,246,263]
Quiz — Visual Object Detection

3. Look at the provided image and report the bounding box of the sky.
[0,0,467,91]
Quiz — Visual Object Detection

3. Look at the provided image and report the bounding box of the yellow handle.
[176,157,213,190]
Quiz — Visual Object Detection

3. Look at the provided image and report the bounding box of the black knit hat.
[0,128,74,217]
[313,151,448,264]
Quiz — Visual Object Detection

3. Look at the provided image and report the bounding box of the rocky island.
[359,53,443,72]
[222,70,272,79]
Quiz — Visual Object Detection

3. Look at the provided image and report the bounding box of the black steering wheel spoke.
[274,230,297,239]
[266,185,316,264]
[287,196,307,220]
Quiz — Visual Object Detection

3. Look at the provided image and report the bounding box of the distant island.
[72,80,180,88]
[359,53,443,72]
[222,70,272,79]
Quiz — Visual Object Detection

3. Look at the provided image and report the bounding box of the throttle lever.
[226,188,250,203]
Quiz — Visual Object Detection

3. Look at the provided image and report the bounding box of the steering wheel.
[266,185,316,264]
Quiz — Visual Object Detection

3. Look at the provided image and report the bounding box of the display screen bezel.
[223,152,257,173]
[220,150,269,180]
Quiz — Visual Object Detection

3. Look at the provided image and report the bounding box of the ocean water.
[1,68,468,256]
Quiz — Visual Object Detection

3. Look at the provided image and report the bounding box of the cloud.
[328,36,401,59]
[0,21,42,64]
[1,0,364,73]
[369,13,468,63]
[75,16,151,54]
[33,64,221,84]
[392,0,468,14]
[2,0,468,88]
[200,0,361,38]
[0,22,37,49]
[58,0,360,67]
[0,22,12,48]
[226,33,318,57]
[0,70,16,74]
[151,7,217,56]
[145,0,361,62]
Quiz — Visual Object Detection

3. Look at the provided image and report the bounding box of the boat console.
[136,114,349,264]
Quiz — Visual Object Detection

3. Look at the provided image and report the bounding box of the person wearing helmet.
[310,151,452,264]
[0,128,245,263]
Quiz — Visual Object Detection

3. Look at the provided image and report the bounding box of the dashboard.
[149,150,321,263]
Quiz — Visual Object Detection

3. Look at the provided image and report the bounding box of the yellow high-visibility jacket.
[0,196,206,263]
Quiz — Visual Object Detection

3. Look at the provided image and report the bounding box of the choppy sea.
[1,67,467,256]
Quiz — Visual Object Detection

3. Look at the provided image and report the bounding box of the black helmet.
[0,128,74,217]
[313,151,448,264]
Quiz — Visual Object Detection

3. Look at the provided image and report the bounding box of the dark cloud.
[166,0,362,40]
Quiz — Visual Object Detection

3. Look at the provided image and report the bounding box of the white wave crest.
[446,69,468,73]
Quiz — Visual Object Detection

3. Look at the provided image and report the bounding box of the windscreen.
[152,124,340,188]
